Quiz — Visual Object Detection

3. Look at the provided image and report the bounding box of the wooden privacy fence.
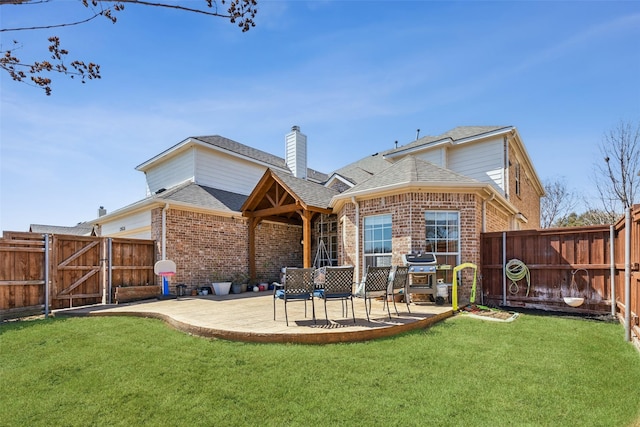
[481,205,639,340]
[0,232,155,319]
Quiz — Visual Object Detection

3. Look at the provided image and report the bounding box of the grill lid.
[402,252,437,265]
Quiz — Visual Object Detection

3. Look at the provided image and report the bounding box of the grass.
[1,313,639,426]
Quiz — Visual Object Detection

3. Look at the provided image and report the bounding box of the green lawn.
[1,313,639,426]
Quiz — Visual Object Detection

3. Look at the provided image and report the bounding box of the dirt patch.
[460,305,517,321]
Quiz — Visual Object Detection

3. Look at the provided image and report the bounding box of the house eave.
[330,181,519,216]
[508,128,545,196]
[385,126,516,160]
[90,196,242,228]
[385,138,453,159]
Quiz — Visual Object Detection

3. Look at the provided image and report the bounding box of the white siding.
[448,137,505,191]
[195,147,268,195]
[415,147,446,167]
[145,149,195,195]
[100,210,152,238]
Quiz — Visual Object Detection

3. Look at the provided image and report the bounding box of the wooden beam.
[245,203,301,218]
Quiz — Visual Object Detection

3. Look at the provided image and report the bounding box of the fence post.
[502,231,507,306]
[107,238,113,304]
[610,225,616,317]
[624,207,631,342]
[44,234,50,319]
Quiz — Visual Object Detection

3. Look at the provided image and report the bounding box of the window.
[316,215,338,266]
[425,211,460,283]
[364,214,392,268]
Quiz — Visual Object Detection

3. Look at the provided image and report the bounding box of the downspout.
[624,207,631,342]
[162,203,169,260]
[352,196,360,282]
[610,225,616,318]
[482,192,495,233]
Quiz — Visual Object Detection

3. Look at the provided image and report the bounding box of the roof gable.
[241,169,338,225]
[136,135,329,184]
[337,155,480,196]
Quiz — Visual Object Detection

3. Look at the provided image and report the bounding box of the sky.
[1,0,639,232]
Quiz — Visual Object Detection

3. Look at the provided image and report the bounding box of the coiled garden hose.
[505,259,531,296]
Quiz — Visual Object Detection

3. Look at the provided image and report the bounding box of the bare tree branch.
[593,120,639,215]
[540,177,579,228]
[0,11,103,32]
[1,0,257,94]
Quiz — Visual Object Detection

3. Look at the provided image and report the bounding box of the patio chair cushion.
[313,289,351,299]
[275,290,310,300]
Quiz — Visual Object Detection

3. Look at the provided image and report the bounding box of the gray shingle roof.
[330,126,512,188]
[193,135,329,183]
[380,125,512,157]
[330,153,393,186]
[440,125,512,140]
[338,155,479,195]
[271,169,340,209]
[158,182,248,212]
[29,223,95,236]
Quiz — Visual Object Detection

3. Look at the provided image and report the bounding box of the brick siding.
[336,191,510,301]
[151,207,301,291]
[508,145,541,229]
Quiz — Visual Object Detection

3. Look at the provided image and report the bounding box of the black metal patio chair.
[360,265,392,322]
[273,267,316,326]
[313,265,355,325]
[386,265,411,317]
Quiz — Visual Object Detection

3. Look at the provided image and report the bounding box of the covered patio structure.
[241,169,340,279]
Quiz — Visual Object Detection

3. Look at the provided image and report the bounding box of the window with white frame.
[364,214,392,268]
[425,211,460,283]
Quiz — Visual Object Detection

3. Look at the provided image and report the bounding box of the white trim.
[324,174,355,189]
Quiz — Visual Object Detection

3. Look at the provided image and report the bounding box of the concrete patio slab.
[55,292,454,344]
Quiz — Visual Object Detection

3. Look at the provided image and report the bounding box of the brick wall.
[336,191,506,301]
[337,192,487,276]
[151,207,301,290]
[508,145,541,229]
[254,221,302,282]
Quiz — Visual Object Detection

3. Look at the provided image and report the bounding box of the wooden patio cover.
[240,169,337,279]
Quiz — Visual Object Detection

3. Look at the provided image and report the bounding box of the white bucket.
[437,283,449,298]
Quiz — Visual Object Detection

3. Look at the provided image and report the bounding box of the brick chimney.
[285,125,307,179]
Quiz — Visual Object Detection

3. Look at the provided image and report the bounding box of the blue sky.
[1,1,639,231]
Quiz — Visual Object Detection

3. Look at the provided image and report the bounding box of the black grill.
[402,252,438,302]
[402,252,437,273]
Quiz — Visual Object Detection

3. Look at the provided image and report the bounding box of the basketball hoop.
[154,260,176,296]
[154,259,176,276]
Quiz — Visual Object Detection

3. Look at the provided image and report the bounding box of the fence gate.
[51,235,105,309]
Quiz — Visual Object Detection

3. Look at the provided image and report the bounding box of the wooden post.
[248,218,260,280]
[302,210,312,268]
